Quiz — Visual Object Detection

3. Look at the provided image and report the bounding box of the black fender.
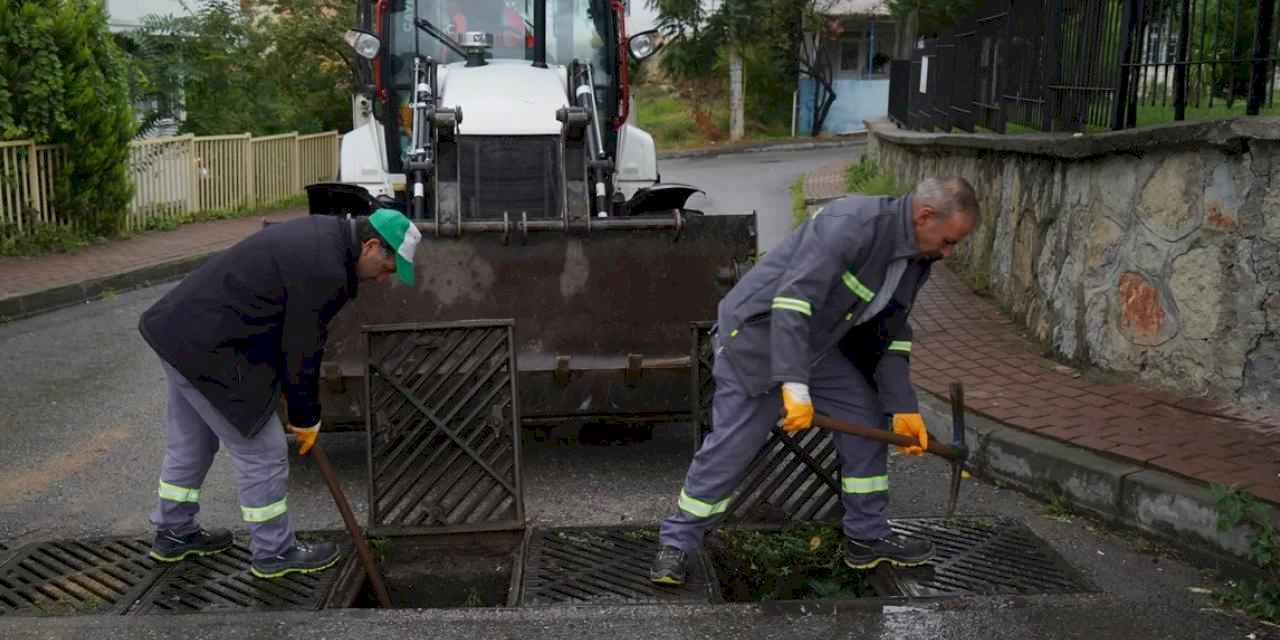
[305,182,400,217]
[623,183,705,216]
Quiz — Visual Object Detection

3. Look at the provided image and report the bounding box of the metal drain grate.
[519,527,717,605]
[874,517,1094,597]
[365,321,524,535]
[691,325,843,523]
[0,538,160,617]
[132,542,347,614]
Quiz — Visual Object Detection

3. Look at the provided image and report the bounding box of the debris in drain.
[349,535,519,609]
[706,524,874,602]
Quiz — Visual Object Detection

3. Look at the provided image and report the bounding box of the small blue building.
[797,0,899,136]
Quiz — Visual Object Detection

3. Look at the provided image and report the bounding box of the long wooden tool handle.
[311,444,393,609]
[811,414,964,461]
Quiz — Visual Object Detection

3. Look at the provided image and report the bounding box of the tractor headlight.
[344,29,382,60]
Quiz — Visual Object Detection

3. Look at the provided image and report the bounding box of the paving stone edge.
[0,251,220,324]
[917,390,1276,568]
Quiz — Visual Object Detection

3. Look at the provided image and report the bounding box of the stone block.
[1116,272,1177,346]
[1085,217,1124,284]
[1203,159,1249,231]
[1169,245,1224,340]
[1137,153,1204,242]
[1092,155,1138,225]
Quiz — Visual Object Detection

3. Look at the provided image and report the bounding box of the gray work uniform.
[151,361,293,557]
[659,193,932,552]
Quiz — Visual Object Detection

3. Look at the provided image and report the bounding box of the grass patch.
[707,523,874,602]
[790,177,807,229]
[1040,490,1074,523]
[0,222,103,256]
[1211,483,1279,624]
[633,83,800,152]
[844,157,905,197]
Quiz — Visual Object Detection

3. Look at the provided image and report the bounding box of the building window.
[840,34,865,73]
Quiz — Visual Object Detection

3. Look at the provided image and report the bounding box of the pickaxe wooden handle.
[811,414,964,461]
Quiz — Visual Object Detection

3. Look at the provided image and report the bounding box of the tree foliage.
[126,0,355,136]
[0,0,135,234]
[646,0,809,136]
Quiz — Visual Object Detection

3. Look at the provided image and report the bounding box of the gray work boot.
[250,541,341,579]
[843,532,935,569]
[649,545,688,585]
[150,527,234,562]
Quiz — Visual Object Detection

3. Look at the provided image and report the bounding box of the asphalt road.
[668,145,860,253]
[0,147,1271,638]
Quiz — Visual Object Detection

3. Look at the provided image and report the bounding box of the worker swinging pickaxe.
[807,383,971,516]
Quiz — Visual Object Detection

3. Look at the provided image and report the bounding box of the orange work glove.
[891,413,928,456]
[288,421,320,457]
[778,383,814,433]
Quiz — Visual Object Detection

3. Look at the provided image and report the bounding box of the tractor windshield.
[386,0,613,84]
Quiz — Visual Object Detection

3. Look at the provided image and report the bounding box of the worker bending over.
[650,177,979,584]
[139,209,421,578]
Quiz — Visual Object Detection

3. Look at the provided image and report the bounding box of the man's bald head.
[909,176,979,260]
[912,176,979,224]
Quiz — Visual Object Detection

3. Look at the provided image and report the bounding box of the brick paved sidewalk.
[804,161,852,202]
[0,209,305,300]
[912,267,1280,504]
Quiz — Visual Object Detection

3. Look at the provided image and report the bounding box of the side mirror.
[344,29,382,60]
[628,30,663,61]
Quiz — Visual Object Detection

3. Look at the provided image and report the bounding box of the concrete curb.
[0,250,220,324]
[657,135,866,160]
[916,390,1274,568]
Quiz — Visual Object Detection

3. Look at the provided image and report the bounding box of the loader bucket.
[317,212,757,428]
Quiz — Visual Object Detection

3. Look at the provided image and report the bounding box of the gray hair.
[912,176,979,222]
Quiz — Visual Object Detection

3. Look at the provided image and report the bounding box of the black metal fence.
[888,0,1280,133]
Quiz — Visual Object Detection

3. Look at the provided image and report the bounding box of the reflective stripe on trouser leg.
[808,352,892,541]
[151,364,221,537]
[160,361,296,560]
[659,349,779,554]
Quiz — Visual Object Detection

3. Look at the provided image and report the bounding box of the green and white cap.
[369,208,422,285]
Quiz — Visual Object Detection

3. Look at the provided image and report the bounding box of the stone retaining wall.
[867,117,1279,407]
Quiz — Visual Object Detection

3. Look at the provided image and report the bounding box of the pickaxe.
[811,383,971,516]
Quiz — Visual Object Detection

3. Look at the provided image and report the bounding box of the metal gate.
[690,326,843,524]
[365,320,525,535]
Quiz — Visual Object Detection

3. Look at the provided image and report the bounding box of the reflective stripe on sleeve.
[842,273,875,302]
[771,296,812,316]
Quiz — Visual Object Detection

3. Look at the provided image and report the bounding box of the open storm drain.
[872,516,1094,598]
[0,538,160,617]
[518,528,717,606]
[130,541,349,614]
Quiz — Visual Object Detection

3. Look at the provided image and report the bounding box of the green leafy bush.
[0,0,135,235]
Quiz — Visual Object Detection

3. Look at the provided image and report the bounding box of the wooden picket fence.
[0,130,339,237]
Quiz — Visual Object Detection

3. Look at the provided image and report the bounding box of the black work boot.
[843,532,935,569]
[649,545,688,585]
[250,541,341,579]
[150,527,234,562]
